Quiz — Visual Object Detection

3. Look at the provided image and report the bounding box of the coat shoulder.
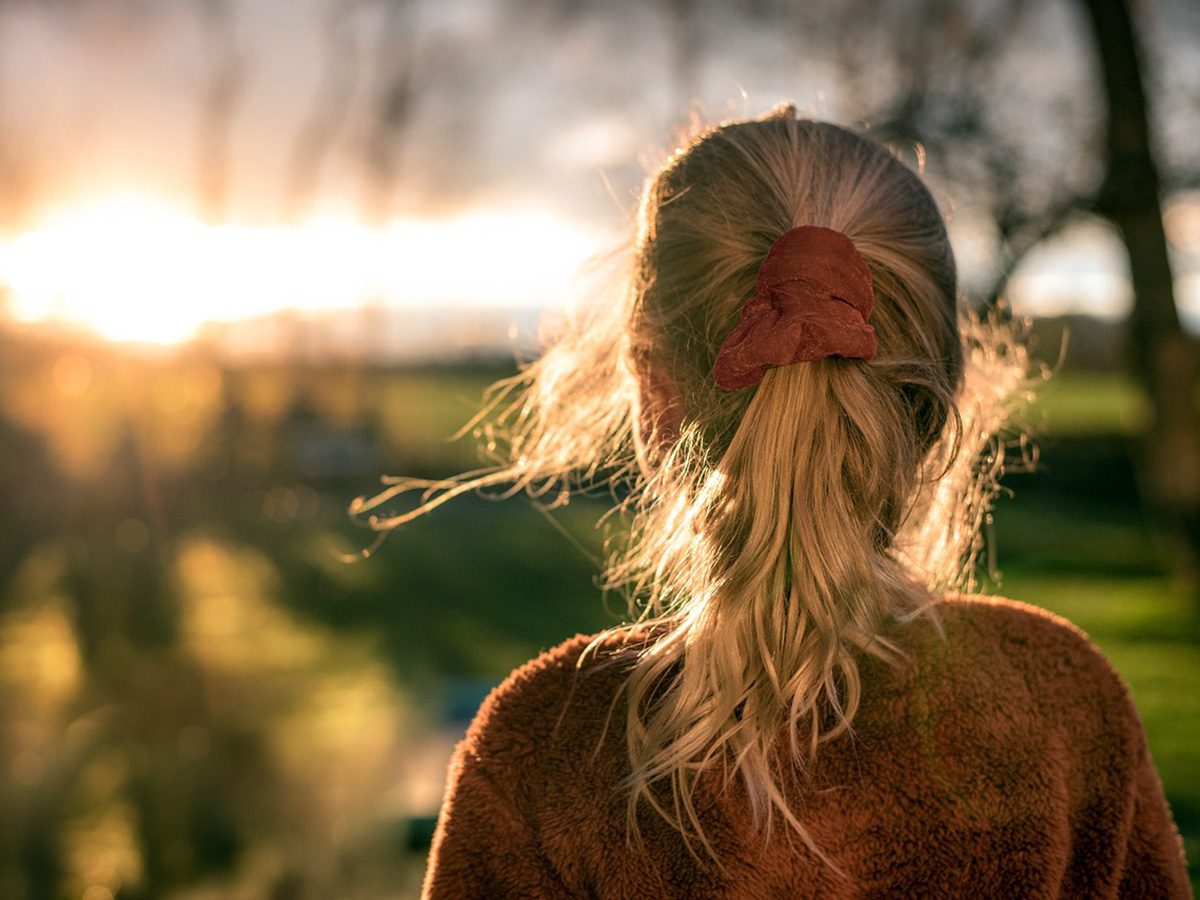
[456,629,639,772]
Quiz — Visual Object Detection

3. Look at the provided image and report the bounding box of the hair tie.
[712,225,877,391]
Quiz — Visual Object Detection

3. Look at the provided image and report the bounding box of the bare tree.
[812,0,1097,303]
[785,0,1199,585]
[358,0,418,224]
[282,0,367,220]
[1080,0,1200,579]
[194,0,245,223]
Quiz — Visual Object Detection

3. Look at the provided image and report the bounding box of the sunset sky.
[0,0,1196,349]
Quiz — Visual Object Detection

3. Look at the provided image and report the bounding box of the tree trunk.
[1079,0,1200,587]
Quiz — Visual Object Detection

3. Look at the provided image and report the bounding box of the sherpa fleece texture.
[422,596,1191,898]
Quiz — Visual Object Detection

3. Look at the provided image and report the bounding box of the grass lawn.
[205,363,1200,892]
[7,336,1194,897]
[988,370,1200,890]
[361,365,1199,890]
[999,564,1200,889]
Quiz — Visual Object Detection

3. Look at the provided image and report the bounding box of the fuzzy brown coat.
[422,596,1191,898]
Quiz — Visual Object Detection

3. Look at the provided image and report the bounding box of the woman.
[362,106,1189,898]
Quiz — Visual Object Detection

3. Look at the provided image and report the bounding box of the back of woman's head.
[631,112,962,568]
[602,109,974,858]
[356,105,1024,863]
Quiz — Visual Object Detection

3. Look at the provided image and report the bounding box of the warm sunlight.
[0,196,602,346]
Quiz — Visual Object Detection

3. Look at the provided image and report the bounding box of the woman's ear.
[634,355,683,450]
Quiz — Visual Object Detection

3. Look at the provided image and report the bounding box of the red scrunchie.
[712,225,877,391]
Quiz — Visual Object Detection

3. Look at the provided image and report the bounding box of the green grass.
[988,455,1199,890]
[997,568,1200,889]
[12,332,1193,896]
[358,365,1200,889]
[333,364,1198,890]
[193,365,1200,893]
[376,368,516,474]
[1025,370,1150,436]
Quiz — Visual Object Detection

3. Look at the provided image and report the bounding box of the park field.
[361,363,1200,893]
[0,334,1194,896]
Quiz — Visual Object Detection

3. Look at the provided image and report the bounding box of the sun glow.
[0,196,601,346]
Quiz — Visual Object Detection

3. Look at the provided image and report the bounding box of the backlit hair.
[354,105,1030,863]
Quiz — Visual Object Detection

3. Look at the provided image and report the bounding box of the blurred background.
[0,0,1196,896]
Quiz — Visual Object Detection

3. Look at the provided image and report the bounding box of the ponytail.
[357,108,1029,864]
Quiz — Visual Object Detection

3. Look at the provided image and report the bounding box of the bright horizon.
[2,192,1198,351]
[0,196,607,346]
[0,0,1194,352]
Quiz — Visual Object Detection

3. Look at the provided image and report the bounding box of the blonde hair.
[354,106,1029,862]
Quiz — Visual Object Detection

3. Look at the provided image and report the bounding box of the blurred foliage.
[0,327,606,899]
[0,325,1195,897]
